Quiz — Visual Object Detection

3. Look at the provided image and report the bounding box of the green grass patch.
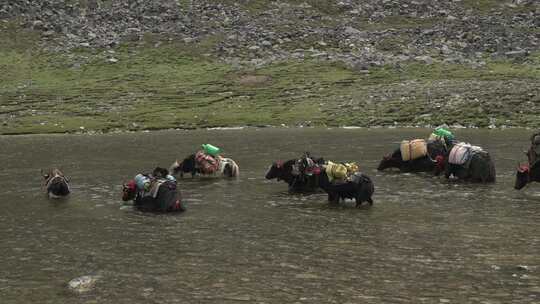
[0,21,42,52]
[364,59,539,84]
[1,31,539,134]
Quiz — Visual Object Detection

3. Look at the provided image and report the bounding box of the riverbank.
[0,46,540,134]
[1,1,539,135]
[2,43,538,135]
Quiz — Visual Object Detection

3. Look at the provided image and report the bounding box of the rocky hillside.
[0,0,539,134]
[3,0,538,66]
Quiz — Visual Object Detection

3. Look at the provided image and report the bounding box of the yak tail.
[222,158,240,178]
[230,161,239,178]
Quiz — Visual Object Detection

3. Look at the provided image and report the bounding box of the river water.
[0,128,538,303]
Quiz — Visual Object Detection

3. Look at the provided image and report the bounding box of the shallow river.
[0,128,538,303]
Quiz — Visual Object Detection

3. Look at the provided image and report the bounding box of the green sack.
[433,127,454,141]
[202,144,221,156]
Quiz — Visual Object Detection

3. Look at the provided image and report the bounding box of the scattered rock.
[344,26,362,36]
[441,45,452,55]
[505,50,529,59]
[261,40,272,47]
[42,30,55,37]
[415,55,434,65]
[67,275,100,294]
[32,20,46,30]
[2,0,536,68]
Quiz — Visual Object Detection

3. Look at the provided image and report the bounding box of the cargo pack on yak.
[169,144,239,178]
[122,167,185,212]
[265,152,324,193]
[315,164,374,207]
[377,139,447,173]
[429,127,455,147]
[438,142,496,183]
[324,161,360,183]
[400,139,428,162]
[195,151,220,174]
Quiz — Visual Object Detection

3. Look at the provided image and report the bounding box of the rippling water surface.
[0,128,538,303]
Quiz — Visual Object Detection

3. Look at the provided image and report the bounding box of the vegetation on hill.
[0,1,538,134]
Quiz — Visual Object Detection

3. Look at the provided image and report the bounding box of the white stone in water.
[68,275,100,293]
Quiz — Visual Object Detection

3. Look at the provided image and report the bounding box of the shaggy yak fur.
[42,168,70,198]
[317,169,374,207]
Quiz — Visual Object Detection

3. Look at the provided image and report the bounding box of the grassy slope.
[0,12,539,134]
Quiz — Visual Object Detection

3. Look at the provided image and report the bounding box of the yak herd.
[41,129,540,212]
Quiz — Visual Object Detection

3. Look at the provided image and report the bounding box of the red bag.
[195,151,219,174]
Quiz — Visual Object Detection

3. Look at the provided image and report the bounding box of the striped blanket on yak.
[448,142,484,167]
[195,151,220,174]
